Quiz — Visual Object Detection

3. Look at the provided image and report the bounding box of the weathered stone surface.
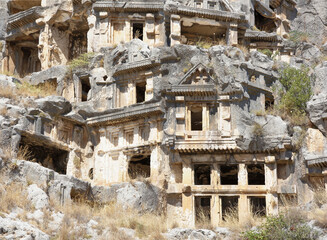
[27,184,50,209]
[0,6,8,40]
[307,93,327,136]
[295,43,322,65]
[250,51,274,70]
[116,182,161,213]
[35,96,72,116]
[165,228,218,240]
[0,215,50,240]
[291,0,327,46]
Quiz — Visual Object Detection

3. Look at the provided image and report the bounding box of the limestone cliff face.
[1,0,327,238]
[291,0,327,46]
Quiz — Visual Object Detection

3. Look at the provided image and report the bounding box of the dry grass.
[0,79,57,100]
[52,200,167,239]
[195,208,214,230]
[220,206,264,234]
[0,106,8,116]
[237,44,249,57]
[17,80,57,99]
[0,180,34,214]
[266,106,309,127]
[17,145,36,162]
[0,86,15,99]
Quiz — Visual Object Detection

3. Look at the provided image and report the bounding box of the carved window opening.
[220,165,238,185]
[194,0,203,8]
[194,164,211,185]
[88,168,94,180]
[133,23,144,40]
[128,155,151,179]
[208,1,216,9]
[125,130,134,145]
[113,136,119,147]
[103,75,108,81]
[249,197,266,216]
[209,105,218,131]
[118,84,128,107]
[195,196,211,224]
[191,106,203,131]
[19,137,68,174]
[136,81,146,103]
[248,164,265,185]
[69,32,88,60]
[81,76,91,102]
[265,96,274,111]
[254,10,277,33]
[221,196,239,221]
[21,47,41,77]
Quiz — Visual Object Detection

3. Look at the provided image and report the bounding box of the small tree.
[279,65,312,114]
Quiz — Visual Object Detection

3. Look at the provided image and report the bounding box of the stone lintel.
[306,157,327,168]
[87,101,164,125]
[113,58,160,76]
[167,5,247,23]
[19,130,70,152]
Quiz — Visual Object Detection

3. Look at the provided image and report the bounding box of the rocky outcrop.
[35,96,72,116]
[291,0,327,46]
[1,159,163,213]
[0,214,50,240]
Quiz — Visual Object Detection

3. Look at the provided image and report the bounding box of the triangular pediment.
[178,63,215,86]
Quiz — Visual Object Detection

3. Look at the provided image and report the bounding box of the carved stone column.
[226,23,238,46]
[170,14,181,46]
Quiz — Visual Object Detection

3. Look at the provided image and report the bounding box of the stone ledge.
[166,84,216,96]
[7,6,45,30]
[306,156,327,168]
[166,4,246,23]
[87,101,164,125]
[113,58,160,76]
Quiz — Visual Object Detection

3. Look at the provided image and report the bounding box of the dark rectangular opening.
[81,77,91,102]
[221,196,238,221]
[209,106,218,130]
[136,82,146,103]
[220,165,238,185]
[249,197,266,216]
[194,164,211,185]
[133,23,144,40]
[248,164,265,185]
[69,32,88,60]
[128,155,150,179]
[195,196,211,224]
[265,97,274,111]
[21,47,41,77]
[19,137,68,174]
[191,107,203,131]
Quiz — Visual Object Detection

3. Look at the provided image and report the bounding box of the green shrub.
[278,65,312,114]
[68,52,95,71]
[241,215,320,240]
[258,49,273,58]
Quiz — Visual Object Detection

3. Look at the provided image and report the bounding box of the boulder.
[250,51,274,70]
[295,43,322,65]
[307,93,327,136]
[35,96,72,116]
[313,62,327,95]
[27,184,49,209]
[0,215,50,240]
[92,182,162,213]
[165,228,218,240]
[116,182,161,213]
[291,0,327,46]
